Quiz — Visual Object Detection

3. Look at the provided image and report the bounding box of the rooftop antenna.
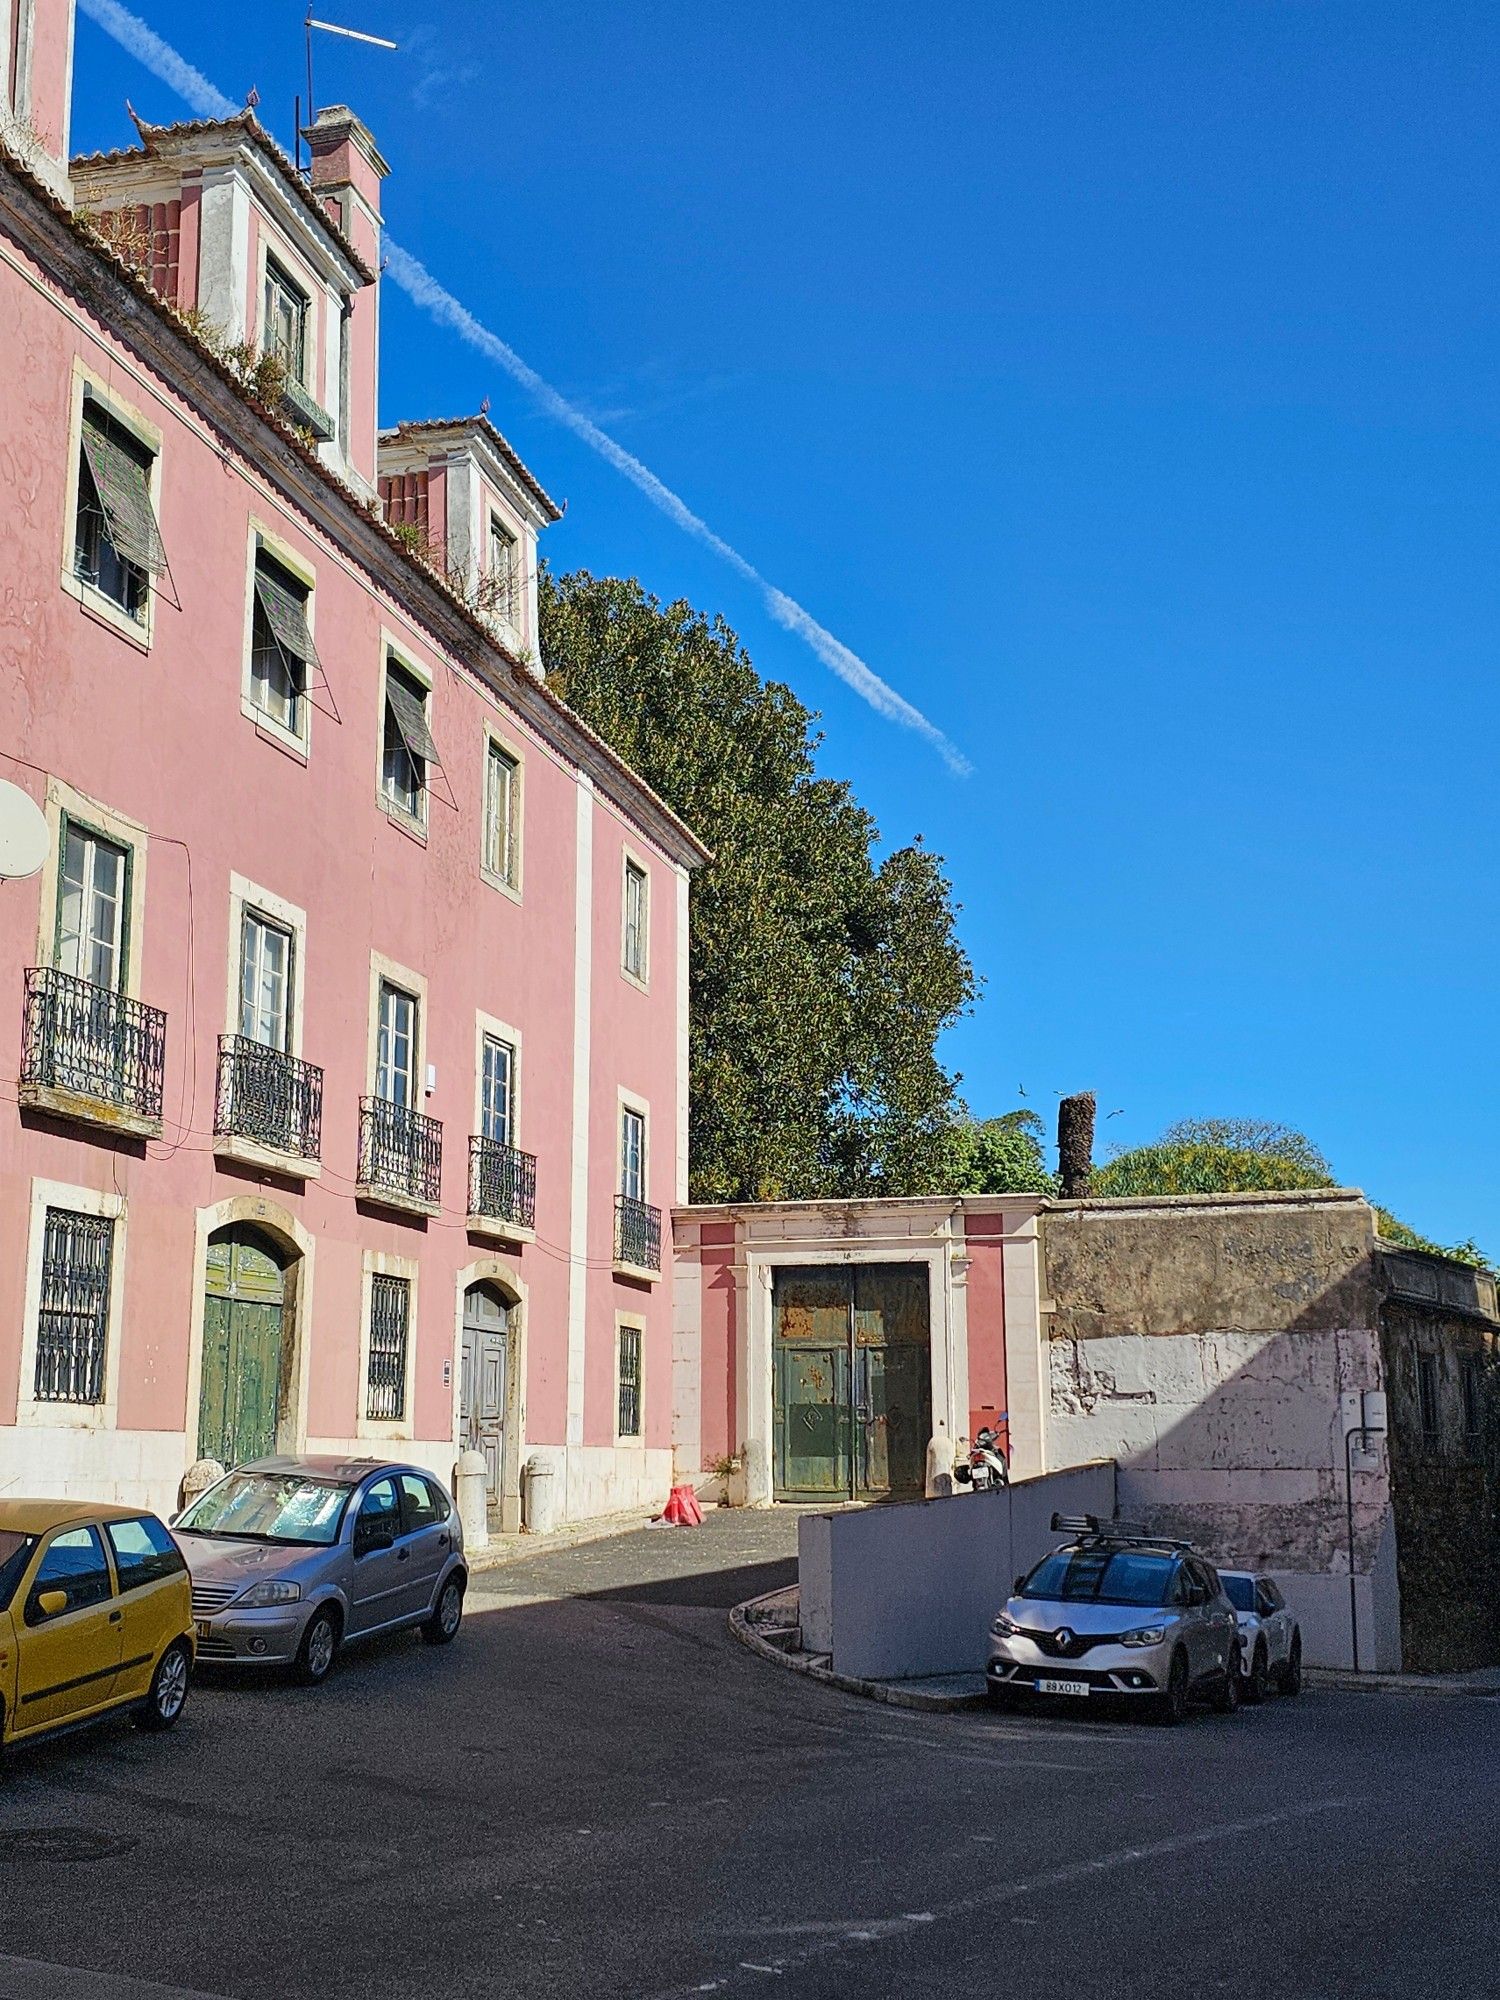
[298,11,397,172]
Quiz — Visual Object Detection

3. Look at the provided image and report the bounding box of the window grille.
[366,1274,410,1422]
[35,1208,114,1404]
[618,1325,643,1439]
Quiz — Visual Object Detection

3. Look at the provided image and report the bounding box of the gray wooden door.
[459,1284,509,1506]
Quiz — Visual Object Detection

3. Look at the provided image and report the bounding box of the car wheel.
[1243,1643,1269,1705]
[1210,1656,1240,1716]
[1279,1632,1303,1698]
[294,1605,341,1687]
[422,1574,465,1647]
[1155,1649,1191,1725]
[134,1641,191,1732]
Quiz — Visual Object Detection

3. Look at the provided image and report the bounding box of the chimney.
[2,0,76,203]
[305,105,388,491]
[1057,1092,1096,1200]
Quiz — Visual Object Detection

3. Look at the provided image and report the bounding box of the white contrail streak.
[75,0,971,774]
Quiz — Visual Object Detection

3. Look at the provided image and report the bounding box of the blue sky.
[70,3,1500,1245]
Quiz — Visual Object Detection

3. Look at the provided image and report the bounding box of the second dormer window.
[487,515,518,624]
[263,257,308,386]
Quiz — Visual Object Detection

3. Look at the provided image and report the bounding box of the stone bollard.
[925,1423,956,1499]
[179,1458,225,1516]
[523,1454,556,1535]
[455,1449,489,1554]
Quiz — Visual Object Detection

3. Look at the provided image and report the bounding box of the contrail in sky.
[76,0,972,774]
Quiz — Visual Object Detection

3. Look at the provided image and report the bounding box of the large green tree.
[540,570,975,1203]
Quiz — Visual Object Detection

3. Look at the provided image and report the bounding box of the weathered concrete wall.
[1041,1191,1401,1670]
[1378,1250,1500,1671]
[797,1461,1116,1681]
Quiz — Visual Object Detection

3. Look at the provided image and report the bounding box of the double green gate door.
[197,1226,286,1468]
[772,1264,931,1501]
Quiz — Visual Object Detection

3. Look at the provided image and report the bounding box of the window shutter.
[80,416,168,575]
[386,676,442,771]
[253,563,320,676]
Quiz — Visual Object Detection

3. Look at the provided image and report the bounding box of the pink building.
[0,1,706,1526]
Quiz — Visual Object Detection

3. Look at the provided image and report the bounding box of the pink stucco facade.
[0,13,704,1521]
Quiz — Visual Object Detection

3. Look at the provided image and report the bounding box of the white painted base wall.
[0,1425,188,1514]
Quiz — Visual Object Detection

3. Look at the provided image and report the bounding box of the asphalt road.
[2,1512,1499,2000]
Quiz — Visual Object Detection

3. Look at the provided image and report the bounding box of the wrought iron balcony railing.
[614,1193,662,1273]
[468,1135,537,1230]
[215,1035,323,1162]
[20,966,166,1126]
[358,1095,443,1207]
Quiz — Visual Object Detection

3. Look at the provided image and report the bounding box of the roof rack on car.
[1049,1512,1197,1552]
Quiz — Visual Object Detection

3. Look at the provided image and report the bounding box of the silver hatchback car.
[175,1456,466,1685]
[986,1515,1241,1723]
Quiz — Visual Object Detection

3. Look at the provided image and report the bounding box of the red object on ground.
[660,1485,704,1527]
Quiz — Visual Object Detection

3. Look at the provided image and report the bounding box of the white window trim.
[366,949,430,1108]
[240,516,317,757]
[225,873,308,1054]
[376,630,436,838]
[16,1177,128,1431]
[59,359,163,650]
[35,777,149,997]
[480,724,524,902]
[621,847,651,991]
[357,1248,419,1443]
[614,1312,647,1447]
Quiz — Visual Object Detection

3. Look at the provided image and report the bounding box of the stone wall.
[1378,1250,1499,1671]
[1041,1191,1403,1670]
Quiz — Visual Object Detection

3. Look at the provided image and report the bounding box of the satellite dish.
[0,781,49,880]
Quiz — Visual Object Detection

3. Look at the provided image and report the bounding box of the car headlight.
[1120,1624,1168,1648]
[991,1614,1021,1638]
[234,1579,302,1608]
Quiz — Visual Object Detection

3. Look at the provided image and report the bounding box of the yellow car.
[0,1500,195,1759]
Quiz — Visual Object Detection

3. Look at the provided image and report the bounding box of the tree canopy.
[539,569,975,1203]
[940,1110,1056,1195]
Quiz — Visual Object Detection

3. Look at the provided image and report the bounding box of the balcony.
[613,1194,662,1281]
[19,966,166,1137]
[358,1095,443,1216]
[214,1035,323,1177]
[467,1135,537,1240]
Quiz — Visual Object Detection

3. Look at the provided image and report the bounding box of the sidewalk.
[465,1500,666,1575]
[1306,1666,1500,1698]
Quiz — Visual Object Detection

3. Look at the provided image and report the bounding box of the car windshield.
[1022,1548,1177,1606]
[0,1531,37,1613]
[176,1473,352,1547]
[1222,1575,1257,1612]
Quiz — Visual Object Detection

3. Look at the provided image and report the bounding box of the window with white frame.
[481,1033,515,1147]
[239,908,294,1052]
[74,397,166,622]
[34,1207,115,1405]
[617,1322,643,1440]
[622,858,648,983]
[249,550,316,737]
[57,817,129,993]
[382,658,438,822]
[483,738,520,889]
[366,1272,410,1422]
[620,1105,646,1203]
[376,981,418,1109]
[263,256,309,386]
[487,514,519,624]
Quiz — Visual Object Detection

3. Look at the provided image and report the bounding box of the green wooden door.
[198,1227,286,1468]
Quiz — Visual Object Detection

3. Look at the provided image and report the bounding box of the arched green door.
[198,1226,287,1468]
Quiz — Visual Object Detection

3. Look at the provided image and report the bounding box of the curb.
[1305,1668,1500,1699]
[728,1587,989,1713]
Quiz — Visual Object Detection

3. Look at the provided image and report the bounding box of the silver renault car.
[175,1456,466,1685]
[986,1514,1241,1723]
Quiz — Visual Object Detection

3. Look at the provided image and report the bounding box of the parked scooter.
[952,1425,1009,1492]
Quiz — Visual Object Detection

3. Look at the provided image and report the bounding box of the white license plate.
[1036,1678,1089,1697]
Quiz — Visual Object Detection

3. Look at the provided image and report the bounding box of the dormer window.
[263,257,309,387]
[487,514,519,625]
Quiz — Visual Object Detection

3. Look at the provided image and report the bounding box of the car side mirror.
[36,1589,69,1619]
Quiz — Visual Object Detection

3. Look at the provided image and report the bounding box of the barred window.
[35,1208,114,1405]
[366,1273,410,1422]
[617,1324,642,1440]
